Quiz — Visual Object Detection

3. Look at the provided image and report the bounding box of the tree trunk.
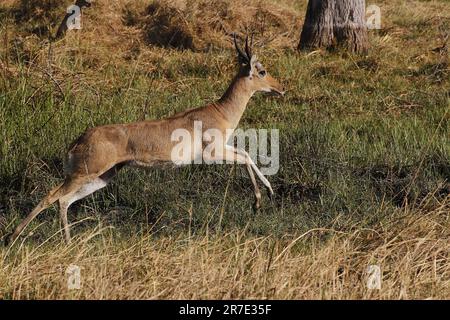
[298,0,369,54]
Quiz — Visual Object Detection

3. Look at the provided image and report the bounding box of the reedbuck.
[7,35,285,244]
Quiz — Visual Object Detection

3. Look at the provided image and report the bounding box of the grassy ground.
[0,0,449,299]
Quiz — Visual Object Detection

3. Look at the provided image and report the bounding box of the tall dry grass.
[1,198,448,299]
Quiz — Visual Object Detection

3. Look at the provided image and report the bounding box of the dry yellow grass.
[1,198,448,299]
[0,0,305,95]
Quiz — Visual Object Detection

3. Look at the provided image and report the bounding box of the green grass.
[1,45,448,240]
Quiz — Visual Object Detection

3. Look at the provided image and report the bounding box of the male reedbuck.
[7,35,285,244]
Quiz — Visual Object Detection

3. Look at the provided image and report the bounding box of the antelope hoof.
[267,189,274,201]
[253,198,261,212]
[266,184,274,197]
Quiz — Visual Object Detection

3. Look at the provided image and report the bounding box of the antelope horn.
[234,33,249,63]
[245,35,252,60]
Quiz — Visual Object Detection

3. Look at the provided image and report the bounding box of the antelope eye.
[259,70,266,77]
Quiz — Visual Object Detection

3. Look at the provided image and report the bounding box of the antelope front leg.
[245,161,262,210]
[204,147,262,209]
[226,145,274,197]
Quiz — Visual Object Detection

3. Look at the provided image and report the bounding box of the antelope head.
[234,34,285,96]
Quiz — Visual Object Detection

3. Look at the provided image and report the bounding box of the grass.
[1,202,449,299]
[0,0,449,299]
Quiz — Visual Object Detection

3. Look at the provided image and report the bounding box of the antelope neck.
[216,75,254,129]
